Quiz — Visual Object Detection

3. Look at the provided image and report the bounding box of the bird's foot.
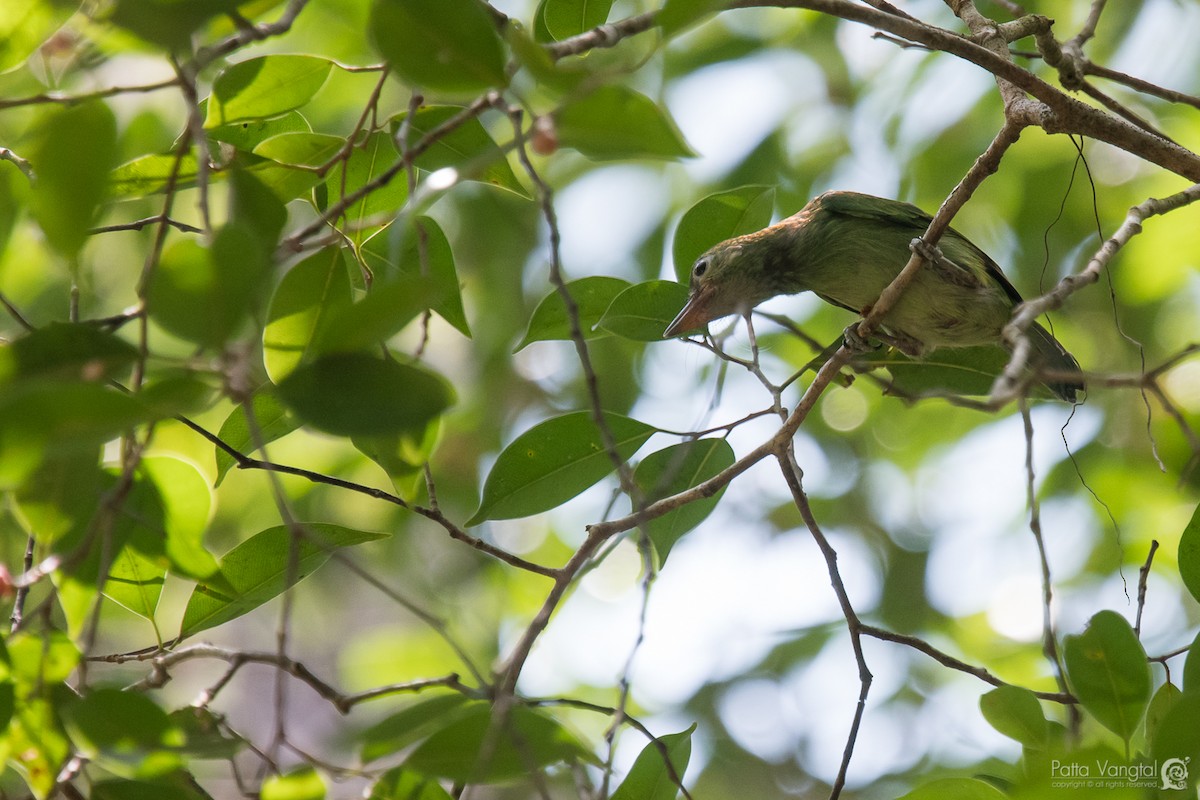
[909,237,944,265]
[841,324,879,354]
[875,331,927,358]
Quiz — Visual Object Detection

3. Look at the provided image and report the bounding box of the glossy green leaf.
[214,389,300,485]
[8,693,72,798]
[179,523,389,639]
[597,280,690,341]
[0,0,76,71]
[316,275,445,354]
[541,0,613,40]
[633,439,734,565]
[170,707,245,759]
[979,685,1048,749]
[92,775,212,800]
[264,247,354,382]
[1178,501,1200,604]
[320,131,406,245]
[110,153,201,198]
[122,457,218,582]
[229,165,287,250]
[105,549,166,622]
[275,353,454,437]
[206,55,332,127]
[60,688,184,779]
[108,0,246,50]
[361,693,474,763]
[898,778,1007,800]
[11,452,105,547]
[1063,610,1151,744]
[673,185,775,282]
[555,86,694,161]
[866,345,1019,397]
[29,102,118,258]
[209,109,310,150]
[368,767,454,800]
[254,131,343,167]
[369,0,507,94]
[391,106,526,197]
[657,0,726,36]
[1145,681,1182,746]
[404,702,592,781]
[353,419,439,497]
[611,724,695,800]
[1150,693,1200,791]
[261,767,326,800]
[1182,628,1200,693]
[514,276,630,351]
[0,323,137,385]
[469,411,656,524]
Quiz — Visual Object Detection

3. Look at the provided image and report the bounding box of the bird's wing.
[816,191,1026,306]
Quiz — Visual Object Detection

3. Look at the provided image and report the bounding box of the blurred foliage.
[0,0,1199,798]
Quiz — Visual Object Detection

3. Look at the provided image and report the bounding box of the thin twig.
[1135,540,1159,636]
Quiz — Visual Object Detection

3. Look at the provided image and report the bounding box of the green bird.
[664,191,1084,401]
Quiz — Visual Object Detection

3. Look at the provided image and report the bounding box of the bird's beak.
[663,285,716,338]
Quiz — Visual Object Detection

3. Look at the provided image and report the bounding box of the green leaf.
[319,131,406,245]
[275,353,454,437]
[633,439,734,565]
[1063,610,1151,744]
[209,109,310,150]
[369,0,507,94]
[657,0,726,36]
[597,280,691,341]
[866,345,1018,397]
[1182,627,1200,693]
[555,86,694,161]
[254,132,344,167]
[673,186,775,282]
[0,0,75,71]
[179,523,389,639]
[123,457,218,582]
[316,274,446,354]
[214,389,300,485]
[147,222,272,348]
[391,106,527,197]
[60,688,184,779]
[360,693,474,763]
[110,153,201,198]
[29,102,118,258]
[514,276,630,351]
[0,635,14,733]
[610,724,695,800]
[264,247,354,382]
[541,0,614,40]
[368,767,454,800]
[261,767,326,800]
[1145,681,1182,746]
[353,420,439,497]
[229,165,287,249]
[92,774,212,800]
[0,323,137,385]
[105,549,166,622]
[897,778,1007,800]
[469,411,656,524]
[206,55,333,127]
[1150,693,1200,792]
[107,0,246,50]
[404,703,592,781]
[169,707,245,759]
[1178,501,1200,604]
[978,685,1049,749]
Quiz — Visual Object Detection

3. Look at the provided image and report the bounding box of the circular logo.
[1161,757,1189,791]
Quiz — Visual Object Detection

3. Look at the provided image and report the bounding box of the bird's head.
[663,233,779,338]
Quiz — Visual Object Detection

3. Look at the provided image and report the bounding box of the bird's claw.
[909,237,943,265]
[842,324,878,354]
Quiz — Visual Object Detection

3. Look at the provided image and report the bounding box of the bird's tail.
[1028,322,1084,402]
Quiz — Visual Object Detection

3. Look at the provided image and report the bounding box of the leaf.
[263,247,354,382]
[1183,627,1200,693]
[179,523,388,639]
[633,439,734,565]
[124,457,218,582]
[541,0,614,40]
[275,353,454,437]
[209,109,310,150]
[316,274,446,353]
[514,276,631,351]
[0,323,137,385]
[469,411,656,524]
[1063,610,1151,744]
[1178,501,1200,604]
[360,694,474,763]
[555,86,694,161]
[206,55,333,127]
[673,185,775,282]
[391,106,527,197]
[110,153,201,198]
[261,767,326,800]
[214,389,300,485]
[865,345,1018,397]
[657,0,726,36]
[368,767,455,800]
[0,0,76,71]
[229,165,287,250]
[597,280,690,341]
[1150,694,1200,792]
[369,0,508,94]
[60,688,184,779]
[29,102,118,258]
[610,725,695,800]
[898,778,1007,800]
[978,685,1048,749]
[1145,681,1182,746]
[107,0,246,50]
[319,131,406,245]
[254,132,344,167]
[404,703,593,781]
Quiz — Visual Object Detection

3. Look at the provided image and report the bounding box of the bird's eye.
[693,259,708,278]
